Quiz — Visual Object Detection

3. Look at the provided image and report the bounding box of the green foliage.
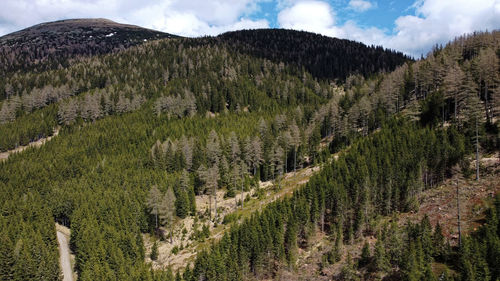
[359,241,371,267]
[0,29,496,280]
[222,213,240,225]
[420,92,445,127]
[459,195,500,281]
[171,246,179,255]
[188,119,468,280]
[150,241,159,261]
[0,105,57,152]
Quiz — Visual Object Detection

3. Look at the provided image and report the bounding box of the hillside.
[0,18,175,80]
[217,29,411,80]
[0,20,498,281]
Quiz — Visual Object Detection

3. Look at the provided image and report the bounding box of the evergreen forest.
[0,20,499,281]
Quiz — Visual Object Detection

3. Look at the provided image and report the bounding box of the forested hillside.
[0,18,175,84]
[0,20,498,281]
[217,29,410,80]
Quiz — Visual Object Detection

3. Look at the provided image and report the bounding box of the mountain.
[0,18,498,281]
[0,18,176,75]
[217,29,410,80]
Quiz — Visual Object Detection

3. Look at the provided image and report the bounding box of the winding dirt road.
[56,231,73,281]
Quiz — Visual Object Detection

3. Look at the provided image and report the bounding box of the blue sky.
[248,0,414,32]
[1,0,499,57]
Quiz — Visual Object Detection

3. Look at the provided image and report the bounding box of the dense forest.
[0,20,498,281]
[217,29,410,81]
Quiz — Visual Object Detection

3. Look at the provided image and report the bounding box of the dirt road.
[57,231,73,281]
[0,127,59,161]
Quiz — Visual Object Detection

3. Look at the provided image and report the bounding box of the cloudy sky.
[1,0,499,57]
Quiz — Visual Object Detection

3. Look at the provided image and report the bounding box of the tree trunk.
[208,195,212,220]
[234,176,237,210]
[284,148,287,173]
[484,82,490,123]
[454,92,457,121]
[456,178,461,248]
[476,118,480,181]
[321,210,325,233]
[294,147,297,172]
[155,212,158,229]
[214,186,217,220]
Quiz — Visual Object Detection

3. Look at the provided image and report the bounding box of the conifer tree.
[360,241,371,267]
[374,238,390,273]
[150,241,159,261]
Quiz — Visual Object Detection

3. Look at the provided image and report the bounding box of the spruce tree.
[150,241,159,261]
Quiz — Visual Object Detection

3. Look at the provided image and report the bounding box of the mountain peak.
[0,18,176,74]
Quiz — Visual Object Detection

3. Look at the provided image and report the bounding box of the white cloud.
[278,1,335,33]
[1,0,499,57]
[0,0,269,37]
[278,0,500,57]
[387,0,500,56]
[348,0,375,12]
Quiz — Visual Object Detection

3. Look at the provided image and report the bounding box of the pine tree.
[0,233,14,280]
[374,238,390,273]
[360,241,371,267]
[341,253,360,281]
[150,241,159,261]
[422,262,437,281]
[432,222,445,258]
[284,217,298,269]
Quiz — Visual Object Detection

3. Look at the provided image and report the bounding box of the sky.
[0,0,499,57]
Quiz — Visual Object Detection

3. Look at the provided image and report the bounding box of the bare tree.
[0,101,16,124]
[199,164,220,220]
[206,130,221,166]
[465,91,483,180]
[181,136,194,171]
[475,48,499,122]
[289,121,301,171]
[146,185,162,229]
[228,132,241,193]
[280,130,292,173]
[258,118,268,139]
[272,142,285,179]
[116,94,131,114]
[443,63,466,122]
[159,187,176,243]
[252,136,263,176]
[80,94,102,122]
[58,99,78,125]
